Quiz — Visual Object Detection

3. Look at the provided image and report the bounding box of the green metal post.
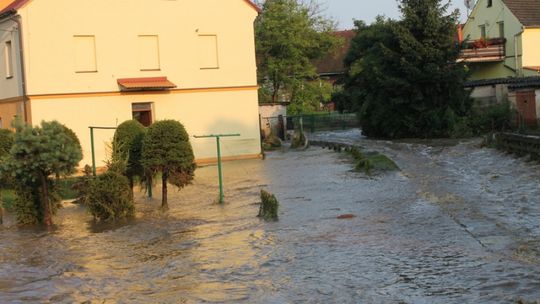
[90,127,96,176]
[147,178,153,198]
[193,133,240,204]
[216,136,224,204]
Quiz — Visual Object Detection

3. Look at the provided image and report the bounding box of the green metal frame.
[89,125,153,198]
[194,133,240,203]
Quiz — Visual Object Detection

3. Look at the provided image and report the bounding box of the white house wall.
[30,89,261,166]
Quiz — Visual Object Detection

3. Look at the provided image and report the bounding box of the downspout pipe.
[514,29,524,77]
[11,13,28,124]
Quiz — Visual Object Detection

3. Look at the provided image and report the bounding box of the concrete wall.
[462,0,524,79]
[30,88,261,166]
[259,104,287,137]
[469,84,509,107]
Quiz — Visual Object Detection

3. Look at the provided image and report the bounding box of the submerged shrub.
[348,147,399,175]
[72,165,93,205]
[258,190,279,221]
[87,169,134,221]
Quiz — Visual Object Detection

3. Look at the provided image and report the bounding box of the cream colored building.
[0,0,262,166]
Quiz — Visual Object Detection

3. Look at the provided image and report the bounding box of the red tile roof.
[1,0,261,15]
[315,30,355,76]
[244,0,262,13]
[503,0,540,26]
[117,77,177,91]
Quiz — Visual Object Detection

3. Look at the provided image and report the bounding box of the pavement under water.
[1,129,539,303]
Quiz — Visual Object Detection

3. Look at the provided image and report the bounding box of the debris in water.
[337,214,356,220]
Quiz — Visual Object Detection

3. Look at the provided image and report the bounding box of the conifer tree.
[141,120,195,209]
[338,0,470,138]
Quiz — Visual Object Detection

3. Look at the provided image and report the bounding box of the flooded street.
[1,129,540,303]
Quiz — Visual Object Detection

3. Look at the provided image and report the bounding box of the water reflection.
[1,130,540,303]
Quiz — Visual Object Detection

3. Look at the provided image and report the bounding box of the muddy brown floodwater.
[1,129,540,303]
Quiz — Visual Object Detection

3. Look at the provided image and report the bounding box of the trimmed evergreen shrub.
[142,120,195,209]
[0,121,82,226]
[87,168,134,221]
[112,120,146,193]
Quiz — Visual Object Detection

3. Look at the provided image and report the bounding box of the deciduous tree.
[255,0,340,111]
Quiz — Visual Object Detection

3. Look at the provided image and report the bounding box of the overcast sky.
[319,0,469,30]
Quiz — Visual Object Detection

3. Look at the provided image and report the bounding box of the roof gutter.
[0,9,16,21]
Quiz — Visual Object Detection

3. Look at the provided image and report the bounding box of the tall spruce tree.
[339,0,470,138]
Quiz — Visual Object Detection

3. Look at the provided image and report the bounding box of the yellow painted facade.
[0,0,262,166]
[522,28,540,68]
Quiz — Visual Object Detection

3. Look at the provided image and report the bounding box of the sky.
[319,0,469,30]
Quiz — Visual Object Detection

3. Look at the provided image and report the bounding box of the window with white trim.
[4,41,13,78]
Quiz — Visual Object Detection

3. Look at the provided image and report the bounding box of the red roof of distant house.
[524,66,540,72]
[1,0,261,15]
[315,30,355,76]
[502,0,540,26]
[117,77,177,91]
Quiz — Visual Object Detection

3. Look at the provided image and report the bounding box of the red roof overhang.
[0,0,30,15]
[243,0,261,13]
[117,77,177,91]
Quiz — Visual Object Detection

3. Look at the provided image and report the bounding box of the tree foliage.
[87,168,134,222]
[337,0,470,138]
[112,120,146,192]
[255,0,340,109]
[0,120,82,226]
[0,129,13,159]
[141,120,195,209]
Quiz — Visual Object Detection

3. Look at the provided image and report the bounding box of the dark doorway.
[515,91,537,128]
[132,103,153,127]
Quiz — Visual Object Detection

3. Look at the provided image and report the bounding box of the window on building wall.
[138,35,160,71]
[498,22,505,38]
[487,0,493,7]
[479,25,486,39]
[132,103,153,127]
[4,41,13,78]
[74,35,97,73]
[198,35,219,69]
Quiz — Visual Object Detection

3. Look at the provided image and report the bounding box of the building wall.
[17,0,258,96]
[30,88,261,166]
[462,0,524,79]
[0,17,23,104]
[522,28,540,68]
[537,89,540,120]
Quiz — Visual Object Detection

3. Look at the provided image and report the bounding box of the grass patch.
[348,147,399,175]
[0,189,16,211]
[1,176,81,210]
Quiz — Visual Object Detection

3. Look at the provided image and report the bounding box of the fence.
[287,113,360,133]
[260,113,359,139]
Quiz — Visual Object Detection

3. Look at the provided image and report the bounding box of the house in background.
[459,0,540,80]
[0,0,262,167]
[315,30,354,111]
